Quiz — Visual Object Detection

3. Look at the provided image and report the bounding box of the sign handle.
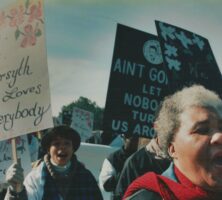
[11,138,17,162]
[37,131,42,140]
[11,138,23,192]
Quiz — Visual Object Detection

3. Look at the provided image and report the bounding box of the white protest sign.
[0,0,53,141]
[0,135,32,183]
[71,107,94,142]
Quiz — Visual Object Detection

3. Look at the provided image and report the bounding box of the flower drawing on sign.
[28,1,43,23]
[164,43,178,57]
[164,43,180,71]
[175,31,193,49]
[159,22,176,41]
[9,6,25,27]
[183,49,193,56]
[20,24,36,47]
[192,34,205,50]
[0,0,43,48]
[165,56,181,71]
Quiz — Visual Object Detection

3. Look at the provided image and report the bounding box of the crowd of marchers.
[1,84,222,200]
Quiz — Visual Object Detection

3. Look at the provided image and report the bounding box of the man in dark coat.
[113,138,170,200]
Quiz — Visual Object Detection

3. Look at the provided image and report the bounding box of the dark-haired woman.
[5,125,103,200]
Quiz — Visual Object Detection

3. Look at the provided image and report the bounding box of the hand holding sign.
[0,0,53,142]
[5,161,24,193]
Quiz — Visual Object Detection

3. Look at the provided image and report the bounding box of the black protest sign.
[103,24,169,138]
[155,20,222,96]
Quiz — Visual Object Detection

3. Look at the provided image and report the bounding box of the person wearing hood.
[113,137,170,200]
[99,134,139,199]
[4,125,103,200]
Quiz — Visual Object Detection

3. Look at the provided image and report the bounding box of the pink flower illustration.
[20,24,36,48]
[28,1,42,23]
[9,6,25,27]
[0,11,6,26]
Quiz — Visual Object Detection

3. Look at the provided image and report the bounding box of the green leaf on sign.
[25,0,30,9]
[15,29,20,40]
[35,29,42,37]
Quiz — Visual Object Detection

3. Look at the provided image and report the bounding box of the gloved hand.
[5,162,24,193]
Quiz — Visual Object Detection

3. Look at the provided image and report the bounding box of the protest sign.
[0,0,53,141]
[0,135,32,183]
[103,24,168,138]
[71,107,94,142]
[155,20,222,96]
[62,110,72,126]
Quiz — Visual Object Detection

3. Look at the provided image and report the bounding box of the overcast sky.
[4,0,222,116]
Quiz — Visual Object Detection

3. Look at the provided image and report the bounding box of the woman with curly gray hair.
[124,85,222,200]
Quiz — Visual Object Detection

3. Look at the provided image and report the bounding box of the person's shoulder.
[125,189,162,200]
[132,147,147,158]
[31,158,43,168]
[127,147,147,163]
[29,159,45,175]
[76,162,99,185]
[24,159,45,187]
[120,147,147,173]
